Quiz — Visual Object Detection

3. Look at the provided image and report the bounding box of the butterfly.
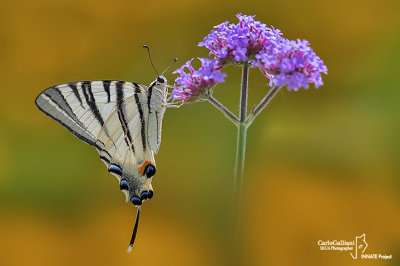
[35,51,176,252]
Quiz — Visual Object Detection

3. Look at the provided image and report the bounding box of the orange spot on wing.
[138,161,153,175]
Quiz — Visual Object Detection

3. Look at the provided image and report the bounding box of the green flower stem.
[239,64,249,122]
[205,64,281,265]
[207,96,239,125]
[229,65,249,265]
[234,64,249,198]
[234,123,247,198]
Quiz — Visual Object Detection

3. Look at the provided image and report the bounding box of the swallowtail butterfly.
[35,49,175,252]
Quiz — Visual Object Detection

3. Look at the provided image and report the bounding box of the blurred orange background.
[1,0,399,265]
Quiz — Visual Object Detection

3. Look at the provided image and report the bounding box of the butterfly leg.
[163,103,183,108]
[154,87,172,95]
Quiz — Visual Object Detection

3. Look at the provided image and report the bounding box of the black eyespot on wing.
[157,76,165,83]
[131,196,142,206]
[120,180,129,190]
[109,164,122,176]
[140,191,150,200]
[144,164,156,178]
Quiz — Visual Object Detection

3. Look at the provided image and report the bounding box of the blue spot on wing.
[109,164,122,176]
[120,180,129,190]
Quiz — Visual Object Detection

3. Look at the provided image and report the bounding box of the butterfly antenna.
[127,206,141,253]
[143,45,159,76]
[161,58,178,76]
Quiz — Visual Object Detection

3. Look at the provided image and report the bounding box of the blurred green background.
[1,0,399,265]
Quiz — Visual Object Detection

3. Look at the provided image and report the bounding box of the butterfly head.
[156,75,167,84]
[154,76,169,97]
[156,75,168,91]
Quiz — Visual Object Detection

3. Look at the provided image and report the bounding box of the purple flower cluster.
[198,14,282,65]
[172,58,226,103]
[172,13,327,102]
[257,39,328,90]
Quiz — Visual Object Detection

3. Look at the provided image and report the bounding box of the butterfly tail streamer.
[127,206,141,253]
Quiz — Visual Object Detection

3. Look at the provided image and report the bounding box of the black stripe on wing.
[42,86,86,131]
[81,81,105,127]
[147,82,156,109]
[116,81,135,153]
[134,83,147,152]
[69,82,83,107]
[103,80,111,103]
[35,89,109,156]
[117,109,134,151]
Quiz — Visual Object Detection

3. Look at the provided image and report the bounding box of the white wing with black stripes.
[35,78,168,206]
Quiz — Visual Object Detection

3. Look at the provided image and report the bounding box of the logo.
[318,234,392,260]
[350,234,368,259]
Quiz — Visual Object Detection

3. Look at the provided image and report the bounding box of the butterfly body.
[35,76,168,206]
[147,76,168,154]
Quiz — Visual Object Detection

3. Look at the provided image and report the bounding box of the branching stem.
[206,96,239,125]
[204,64,281,266]
[246,85,281,126]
